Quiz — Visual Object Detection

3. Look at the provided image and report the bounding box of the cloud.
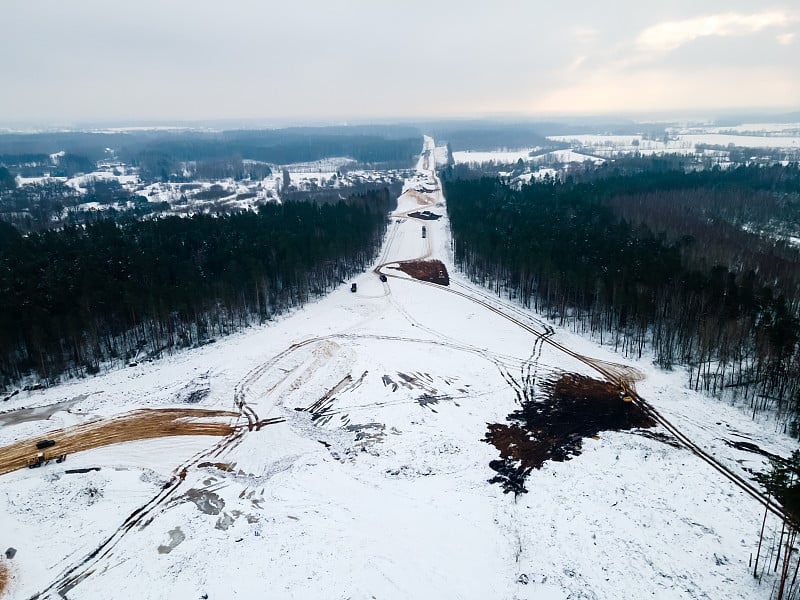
[571,26,599,44]
[530,65,800,115]
[777,32,796,45]
[637,11,794,53]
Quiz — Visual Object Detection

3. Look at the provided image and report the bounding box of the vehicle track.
[31,377,282,598]
[384,259,786,522]
[28,139,785,597]
[383,150,782,519]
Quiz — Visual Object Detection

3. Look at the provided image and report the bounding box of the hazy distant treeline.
[0,190,394,388]
[443,164,800,430]
[0,128,423,179]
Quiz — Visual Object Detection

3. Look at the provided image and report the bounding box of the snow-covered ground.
[549,128,800,157]
[452,148,542,165]
[0,137,795,600]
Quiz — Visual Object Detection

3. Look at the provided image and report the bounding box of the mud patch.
[485,373,656,494]
[198,461,235,473]
[723,439,785,462]
[157,527,185,554]
[0,396,84,426]
[183,489,226,515]
[391,260,449,286]
[346,422,387,449]
[417,394,442,410]
[215,510,243,531]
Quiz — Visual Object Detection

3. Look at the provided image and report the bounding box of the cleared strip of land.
[0,408,238,476]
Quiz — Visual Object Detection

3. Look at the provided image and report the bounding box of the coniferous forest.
[443,164,800,430]
[0,190,393,388]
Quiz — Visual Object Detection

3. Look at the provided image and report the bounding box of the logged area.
[0,408,237,475]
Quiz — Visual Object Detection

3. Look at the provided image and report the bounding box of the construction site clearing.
[389,259,450,286]
[0,408,238,476]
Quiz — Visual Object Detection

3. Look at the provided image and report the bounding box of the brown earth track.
[0,561,8,598]
[0,408,238,476]
[401,190,435,207]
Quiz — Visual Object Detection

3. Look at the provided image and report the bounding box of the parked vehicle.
[36,439,56,450]
[351,283,357,292]
[379,273,387,282]
[422,226,427,238]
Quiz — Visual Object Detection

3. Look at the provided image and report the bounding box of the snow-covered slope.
[0,138,795,600]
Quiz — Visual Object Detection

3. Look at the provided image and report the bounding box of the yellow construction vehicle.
[619,383,633,403]
[27,451,66,468]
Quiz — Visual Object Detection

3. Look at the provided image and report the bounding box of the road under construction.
[0,136,786,599]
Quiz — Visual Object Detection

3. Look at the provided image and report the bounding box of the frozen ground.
[549,128,800,157]
[0,137,796,600]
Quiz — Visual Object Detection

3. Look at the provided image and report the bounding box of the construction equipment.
[619,383,633,403]
[27,452,67,468]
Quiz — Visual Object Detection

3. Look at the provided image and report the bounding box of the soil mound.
[393,260,449,286]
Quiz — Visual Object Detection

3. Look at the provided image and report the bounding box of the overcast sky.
[3,0,799,125]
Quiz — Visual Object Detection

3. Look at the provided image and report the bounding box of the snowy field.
[0,137,796,600]
[549,128,800,156]
[451,148,543,165]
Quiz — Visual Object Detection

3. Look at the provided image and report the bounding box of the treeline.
[131,131,420,181]
[0,179,165,233]
[0,191,392,388]
[442,165,800,429]
[0,129,421,179]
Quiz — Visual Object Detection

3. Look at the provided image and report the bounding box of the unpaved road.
[0,408,238,476]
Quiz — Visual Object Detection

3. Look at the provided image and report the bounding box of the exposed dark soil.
[485,373,656,494]
[393,260,449,285]
[723,439,785,463]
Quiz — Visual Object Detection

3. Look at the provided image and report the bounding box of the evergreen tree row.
[0,191,392,388]
[442,167,800,430]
